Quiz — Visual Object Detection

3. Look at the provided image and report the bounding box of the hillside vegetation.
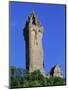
[10,66,66,89]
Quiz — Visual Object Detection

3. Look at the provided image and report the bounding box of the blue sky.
[9,2,66,77]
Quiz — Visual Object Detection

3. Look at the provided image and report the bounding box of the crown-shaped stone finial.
[28,11,41,26]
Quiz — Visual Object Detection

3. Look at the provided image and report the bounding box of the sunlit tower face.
[24,11,45,76]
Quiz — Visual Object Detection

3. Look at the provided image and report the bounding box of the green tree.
[53,77,65,86]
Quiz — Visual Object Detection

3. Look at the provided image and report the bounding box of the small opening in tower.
[32,15,36,25]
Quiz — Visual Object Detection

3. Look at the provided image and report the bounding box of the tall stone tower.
[23,11,45,75]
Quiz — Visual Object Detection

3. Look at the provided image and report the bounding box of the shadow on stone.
[23,21,29,71]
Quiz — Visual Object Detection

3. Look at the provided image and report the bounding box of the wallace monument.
[23,11,45,76]
[23,11,63,78]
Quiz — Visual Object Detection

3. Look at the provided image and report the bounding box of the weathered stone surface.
[47,64,63,78]
[24,11,45,76]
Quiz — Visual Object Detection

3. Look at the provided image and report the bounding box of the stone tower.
[23,11,45,75]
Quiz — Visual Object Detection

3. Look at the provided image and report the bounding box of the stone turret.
[23,11,45,76]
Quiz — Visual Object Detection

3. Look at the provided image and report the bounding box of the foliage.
[10,66,66,89]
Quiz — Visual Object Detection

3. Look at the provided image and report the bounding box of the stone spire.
[31,10,35,17]
[28,11,41,27]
